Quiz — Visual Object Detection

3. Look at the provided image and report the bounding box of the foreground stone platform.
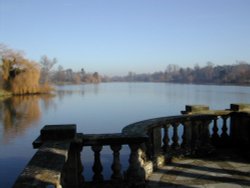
[147,150,250,188]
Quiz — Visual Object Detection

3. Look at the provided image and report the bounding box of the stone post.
[181,105,210,115]
[13,124,82,188]
[42,124,84,188]
[230,104,250,151]
[151,127,162,157]
[181,121,192,153]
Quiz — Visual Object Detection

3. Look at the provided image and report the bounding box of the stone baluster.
[212,117,220,146]
[162,124,170,152]
[110,144,122,181]
[76,144,84,185]
[221,116,230,146]
[202,120,211,144]
[91,145,103,182]
[125,143,145,186]
[181,121,191,152]
[171,122,180,149]
[190,121,199,154]
[221,116,229,137]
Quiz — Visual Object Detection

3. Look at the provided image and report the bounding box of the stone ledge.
[13,141,70,188]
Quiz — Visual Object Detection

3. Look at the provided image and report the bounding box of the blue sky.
[1,0,250,76]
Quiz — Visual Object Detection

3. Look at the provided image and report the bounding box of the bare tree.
[39,55,57,84]
[0,45,54,94]
[0,43,24,61]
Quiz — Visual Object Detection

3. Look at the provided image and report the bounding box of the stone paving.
[147,151,250,188]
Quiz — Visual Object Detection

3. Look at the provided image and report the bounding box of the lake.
[1,82,250,187]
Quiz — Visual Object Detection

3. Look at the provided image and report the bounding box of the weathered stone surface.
[144,161,154,178]
[154,155,165,168]
[13,141,70,188]
[181,105,230,115]
[185,105,210,113]
[147,150,250,188]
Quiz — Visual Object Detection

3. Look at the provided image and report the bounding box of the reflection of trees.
[56,89,85,101]
[0,95,52,143]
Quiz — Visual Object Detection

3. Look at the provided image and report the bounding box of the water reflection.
[57,89,85,101]
[55,84,100,101]
[0,95,53,143]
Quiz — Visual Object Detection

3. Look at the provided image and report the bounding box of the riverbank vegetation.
[0,44,102,96]
[110,62,250,85]
[0,44,53,95]
[0,89,11,100]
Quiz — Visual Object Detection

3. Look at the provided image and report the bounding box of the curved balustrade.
[122,112,232,167]
[13,104,250,188]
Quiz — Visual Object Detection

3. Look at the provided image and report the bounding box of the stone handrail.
[12,104,250,188]
[122,114,219,135]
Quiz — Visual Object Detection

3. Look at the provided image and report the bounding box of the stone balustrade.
[13,104,250,188]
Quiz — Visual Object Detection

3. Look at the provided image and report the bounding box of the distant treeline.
[2,44,250,93]
[109,62,250,85]
[50,66,101,84]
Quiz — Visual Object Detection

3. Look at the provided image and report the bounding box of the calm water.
[1,82,250,187]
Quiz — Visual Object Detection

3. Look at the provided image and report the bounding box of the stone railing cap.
[41,124,76,141]
[230,103,250,112]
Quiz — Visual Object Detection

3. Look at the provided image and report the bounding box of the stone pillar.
[40,124,82,188]
[151,127,162,156]
[64,138,84,188]
[181,121,192,153]
[230,104,250,151]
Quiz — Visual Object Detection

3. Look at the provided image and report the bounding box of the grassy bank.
[0,89,12,100]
